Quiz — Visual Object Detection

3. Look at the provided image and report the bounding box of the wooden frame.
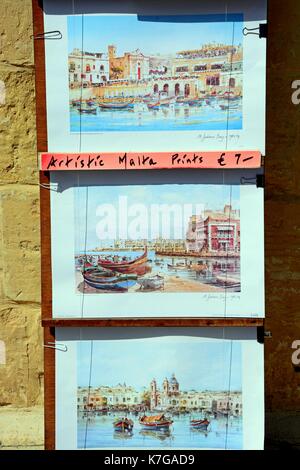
[31,0,266,449]
[33,0,263,328]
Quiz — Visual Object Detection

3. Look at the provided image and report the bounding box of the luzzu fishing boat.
[190,418,210,430]
[77,106,97,114]
[83,269,137,291]
[113,417,134,433]
[139,414,173,430]
[137,274,164,290]
[98,99,134,110]
[147,96,176,109]
[71,99,81,107]
[97,248,148,274]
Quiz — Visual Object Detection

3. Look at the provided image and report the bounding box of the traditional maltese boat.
[77,107,97,114]
[97,249,148,274]
[137,275,164,290]
[71,99,81,107]
[139,414,173,430]
[113,417,134,433]
[98,99,134,110]
[190,418,210,430]
[83,269,137,291]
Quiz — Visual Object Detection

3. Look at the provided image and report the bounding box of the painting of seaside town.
[74,184,240,294]
[77,338,243,449]
[68,14,243,132]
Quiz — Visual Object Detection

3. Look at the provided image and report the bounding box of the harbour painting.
[74,183,241,294]
[68,14,243,133]
[77,337,243,449]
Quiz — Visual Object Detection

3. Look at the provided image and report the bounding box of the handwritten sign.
[39,151,261,171]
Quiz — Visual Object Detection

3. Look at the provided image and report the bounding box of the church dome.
[170,373,178,385]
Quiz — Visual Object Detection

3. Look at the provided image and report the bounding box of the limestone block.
[0,69,38,184]
[0,187,40,302]
[0,303,43,407]
[0,406,44,448]
[0,0,34,67]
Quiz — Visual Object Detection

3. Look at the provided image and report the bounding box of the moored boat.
[97,248,148,274]
[83,270,137,291]
[113,417,134,433]
[167,263,187,270]
[139,414,173,430]
[215,275,240,286]
[190,418,210,430]
[137,275,164,291]
[77,107,97,114]
[71,99,81,107]
[98,99,134,110]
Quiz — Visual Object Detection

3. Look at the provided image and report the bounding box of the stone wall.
[0,0,299,448]
[0,0,43,409]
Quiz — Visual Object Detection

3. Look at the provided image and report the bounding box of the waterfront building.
[108,45,150,81]
[78,377,242,416]
[68,48,109,87]
[171,43,243,94]
[150,374,242,415]
[77,384,143,411]
[212,392,243,416]
[186,205,240,254]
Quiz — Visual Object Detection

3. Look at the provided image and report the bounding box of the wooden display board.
[32,0,266,449]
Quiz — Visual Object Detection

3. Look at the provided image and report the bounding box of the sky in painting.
[68,14,243,56]
[74,184,240,250]
[77,337,242,391]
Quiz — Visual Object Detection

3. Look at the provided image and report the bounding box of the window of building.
[176,66,189,73]
[194,65,207,71]
[211,64,223,70]
[206,76,220,86]
[100,65,104,71]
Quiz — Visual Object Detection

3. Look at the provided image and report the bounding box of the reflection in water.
[113,431,133,441]
[70,99,242,133]
[139,428,174,443]
[77,413,243,449]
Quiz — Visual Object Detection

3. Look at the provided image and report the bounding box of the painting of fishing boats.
[76,335,245,449]
[139,414,173,430]
[74,183,241,294]
[68,14,243,133]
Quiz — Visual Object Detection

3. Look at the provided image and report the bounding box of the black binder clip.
[33,30,62,40]
[240,175,264,188]
[243,23,267,38]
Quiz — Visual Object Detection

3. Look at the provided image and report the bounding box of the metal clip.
[240,175,264,188]
[39,182,59,192]
[33,30,62,40]
[44,342,68,352]
[243,24,267,38]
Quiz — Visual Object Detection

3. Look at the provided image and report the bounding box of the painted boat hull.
[98,100,134,109]
[84,277,137,291]
[190,420,210,430]
[140,423,172,430]
[113,420,134,432]
[98,249,147,273]
[77,108,97,114]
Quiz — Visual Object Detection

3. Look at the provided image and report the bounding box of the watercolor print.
[68,14,243,132]
[77,337,242,449]
[74,183,241,294]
